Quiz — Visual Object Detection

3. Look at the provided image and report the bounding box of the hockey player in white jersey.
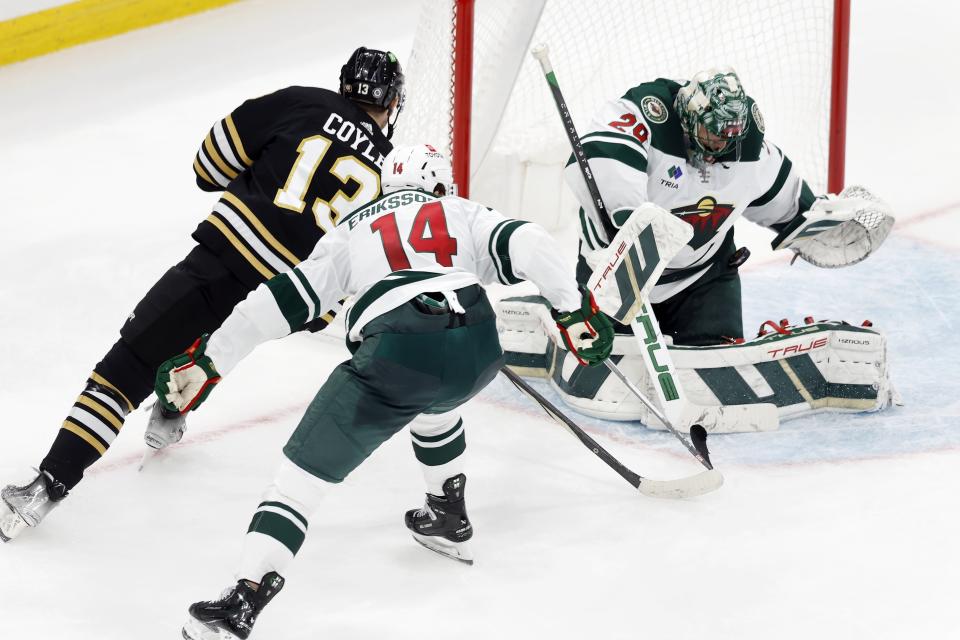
[499,67,898,429]
[155,145,614,640]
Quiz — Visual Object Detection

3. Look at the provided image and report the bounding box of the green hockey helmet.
[675,67,750,160]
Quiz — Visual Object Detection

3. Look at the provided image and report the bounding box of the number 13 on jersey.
[274,135,380,232]
[371,202,458,270]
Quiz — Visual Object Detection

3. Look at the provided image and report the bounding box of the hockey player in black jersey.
[0,46,403,542]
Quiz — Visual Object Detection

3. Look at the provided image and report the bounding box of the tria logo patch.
[671,196,735,237]
[667,165,682,180]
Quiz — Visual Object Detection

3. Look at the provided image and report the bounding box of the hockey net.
[398,0,848,231]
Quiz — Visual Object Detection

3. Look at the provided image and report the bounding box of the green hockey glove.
[155,334,221,413]
[553,289,614,367]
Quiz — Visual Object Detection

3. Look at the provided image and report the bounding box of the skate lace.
[413,502,437,520]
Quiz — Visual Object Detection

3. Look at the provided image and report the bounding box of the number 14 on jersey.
[371,202,458,270]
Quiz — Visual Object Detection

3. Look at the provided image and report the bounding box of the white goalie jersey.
[205,189,582,375]
[564,78,816,302]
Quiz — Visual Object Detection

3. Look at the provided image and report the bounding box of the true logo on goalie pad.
[635,307,680,402]
[591,225,661,322]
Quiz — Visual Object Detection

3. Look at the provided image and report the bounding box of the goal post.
[400,0,851,226]
[828,0,851,194]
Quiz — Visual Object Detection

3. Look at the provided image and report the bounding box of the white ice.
[1,1,958,638]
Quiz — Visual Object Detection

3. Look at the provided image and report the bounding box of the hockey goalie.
[498,67,901,432]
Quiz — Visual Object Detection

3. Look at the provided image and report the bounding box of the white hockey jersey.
[564,78,818,303]
[206,189,582,374]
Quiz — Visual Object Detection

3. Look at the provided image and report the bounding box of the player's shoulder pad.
[287,86,391,146]
[441,193,487,217]
[622,78,686,157]
[272,86,356,115]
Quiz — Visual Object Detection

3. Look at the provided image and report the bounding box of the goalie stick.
[501,367,722,499]
[531,43,719,470]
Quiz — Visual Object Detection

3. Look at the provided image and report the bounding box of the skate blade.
[411,533,474,566]
[182,616,240,640]
[138,447,159,472]
[0,501,29,542]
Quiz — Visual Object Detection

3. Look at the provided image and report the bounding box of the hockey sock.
[239,459,329,581]
[409,412,466,496]
[40,374,133,490]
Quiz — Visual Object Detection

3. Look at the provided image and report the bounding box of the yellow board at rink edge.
[0,0,239,67]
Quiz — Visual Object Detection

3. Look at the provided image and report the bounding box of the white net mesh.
[400,0,838,229]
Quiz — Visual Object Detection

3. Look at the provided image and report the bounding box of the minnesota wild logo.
[671,196,736,248]
[641,96,668,124]
[751,102,765,133]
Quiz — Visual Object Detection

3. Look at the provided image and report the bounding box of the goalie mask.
[675,67,750,162]
[381,144,454,196]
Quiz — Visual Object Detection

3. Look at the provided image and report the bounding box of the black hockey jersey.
[191,86,392,314]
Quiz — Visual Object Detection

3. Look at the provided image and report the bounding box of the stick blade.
[689,424,712,468]
[637,469,724,499]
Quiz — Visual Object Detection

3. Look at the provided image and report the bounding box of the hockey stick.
[603,360,713,469]
[501,367,722,499]
[531,43,716,469]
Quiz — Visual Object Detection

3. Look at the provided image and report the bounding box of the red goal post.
[400,0,850,224]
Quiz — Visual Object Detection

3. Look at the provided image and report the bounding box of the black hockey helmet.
[339,47,405,111]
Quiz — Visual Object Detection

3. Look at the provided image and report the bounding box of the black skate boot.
[182,572,285,640]
[0,469,68,542]
[404,473,474,565]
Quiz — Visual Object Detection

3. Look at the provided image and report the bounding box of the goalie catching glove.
[772,185,894,268]
[552,289,614,366]
[155,335,222,413]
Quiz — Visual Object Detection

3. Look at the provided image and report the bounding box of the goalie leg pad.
[670,319,900,420]
[496,295,553,378]
[504,313,897,432]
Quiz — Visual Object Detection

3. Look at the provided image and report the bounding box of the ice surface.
[1,1,958,638]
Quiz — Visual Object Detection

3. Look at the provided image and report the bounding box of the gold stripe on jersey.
[89,372,133,413]
[75,395,123,431]
[204,134,240,181]
[213,121,246,174]
[193,155,217,188]
[61,420,107,455]
[225,115,253,166]
[222,192,303,266]
[206,214,276,280]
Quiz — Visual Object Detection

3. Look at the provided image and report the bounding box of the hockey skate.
[139,402,187,470]
[144,401,187,449]
[404,474,474,565]
[182,572,285,640]
[0,470,68,542]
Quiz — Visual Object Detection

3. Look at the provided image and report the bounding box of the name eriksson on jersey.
[348,191,433,229]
